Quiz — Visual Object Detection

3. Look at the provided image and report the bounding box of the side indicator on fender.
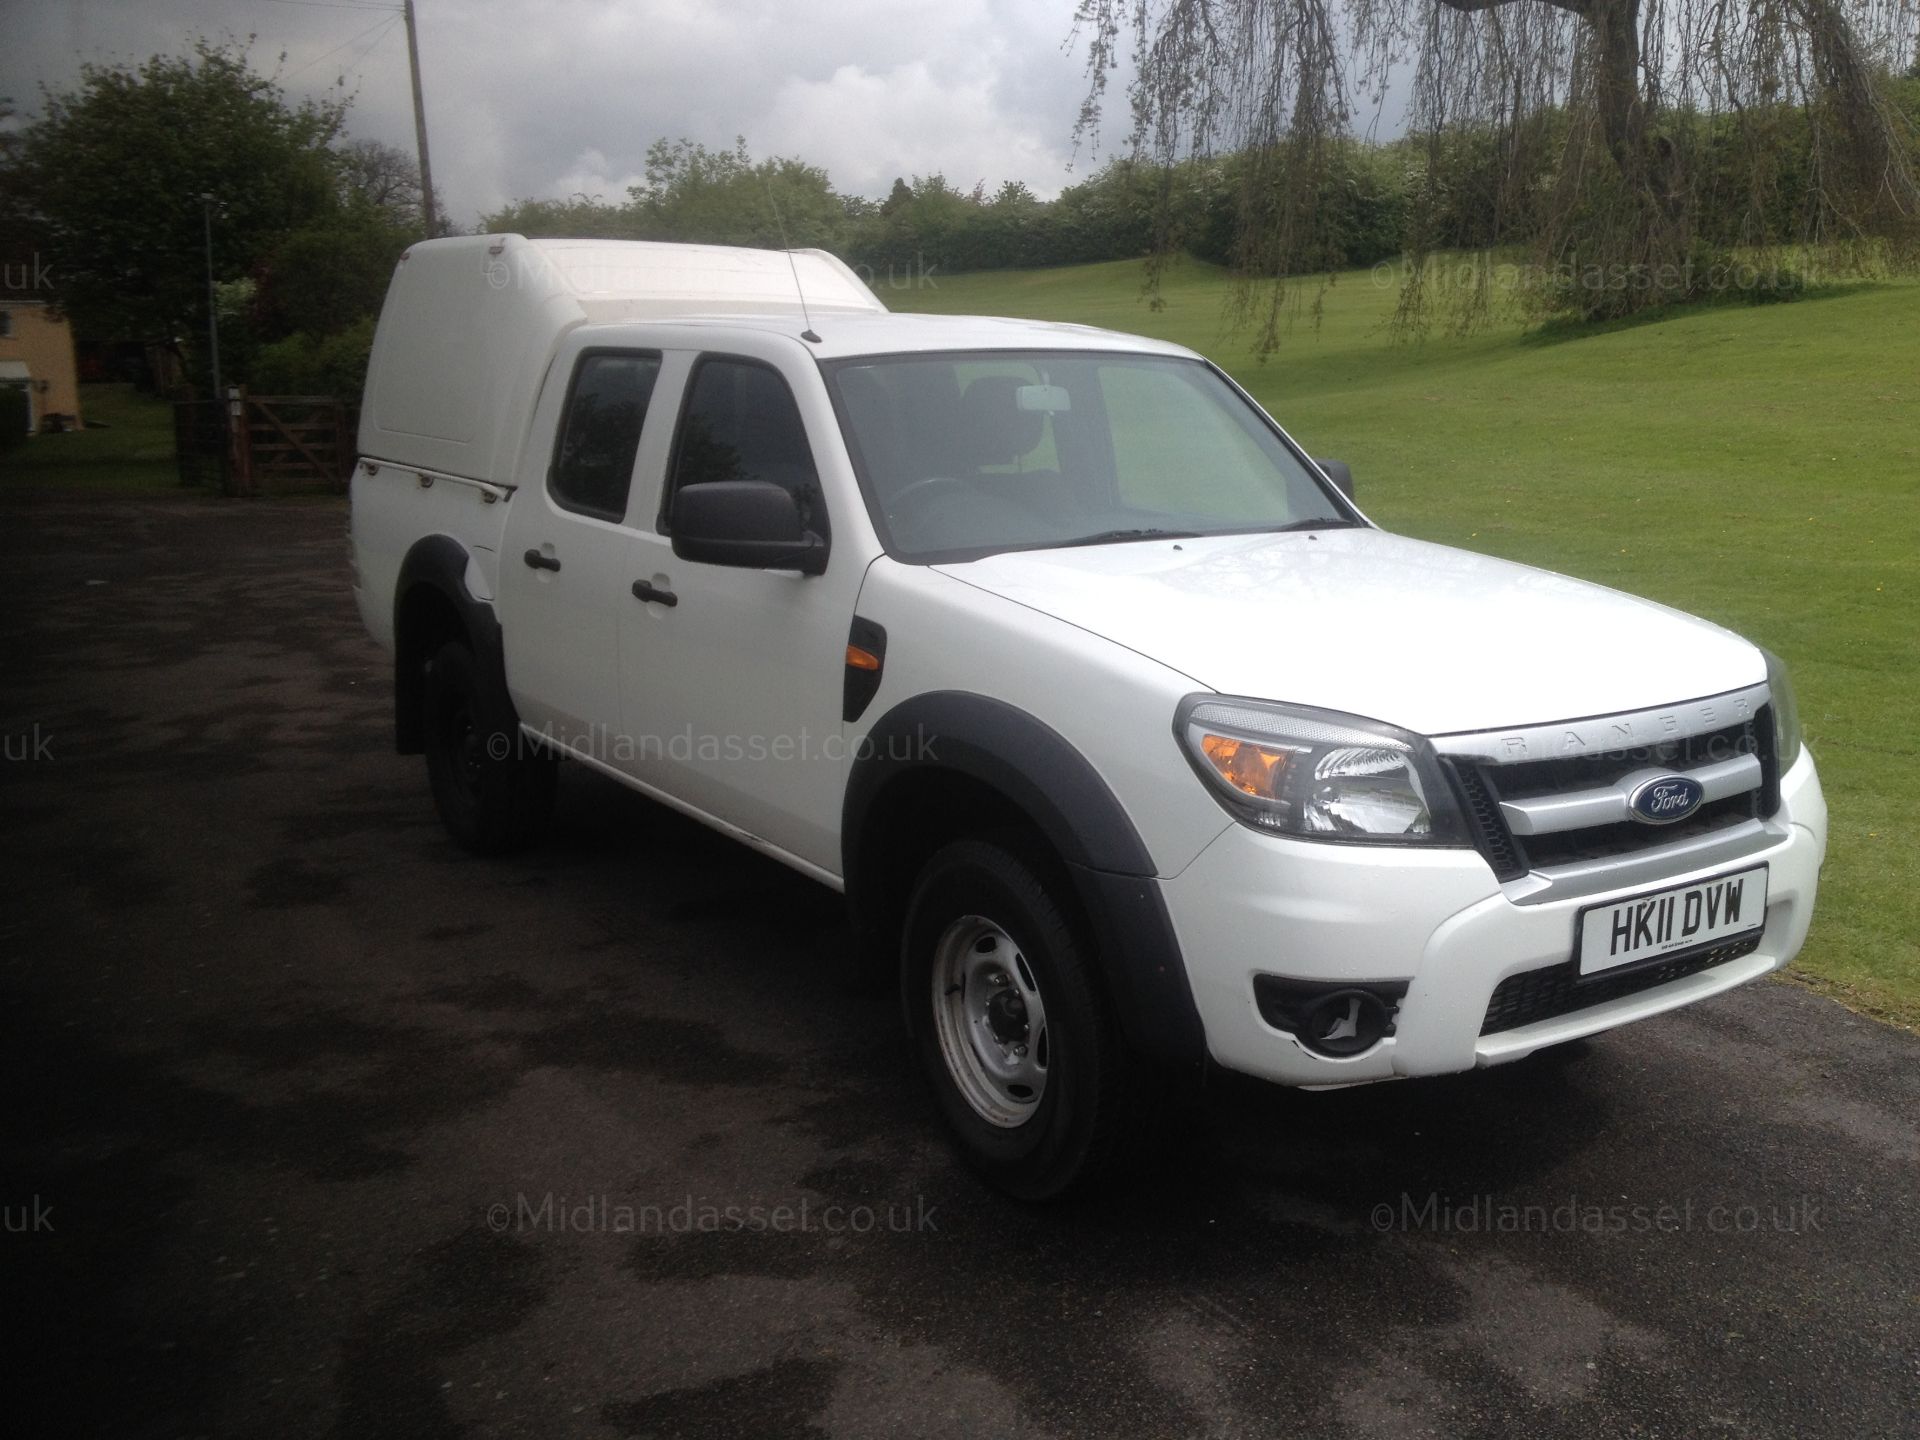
[843,619,888,723]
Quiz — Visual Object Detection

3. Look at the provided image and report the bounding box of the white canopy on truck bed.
[357,235,885,487]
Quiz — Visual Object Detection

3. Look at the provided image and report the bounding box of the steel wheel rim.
[931,914,1050,1128]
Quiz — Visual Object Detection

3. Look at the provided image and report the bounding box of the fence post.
[173,402,194,487]
[226,385,250,497]
[334,400,352,491]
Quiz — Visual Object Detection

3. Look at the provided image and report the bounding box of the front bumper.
[1159,749,1827,1087]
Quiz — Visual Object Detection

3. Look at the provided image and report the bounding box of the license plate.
[1577,865,1768,978]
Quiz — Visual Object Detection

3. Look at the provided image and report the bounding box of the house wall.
[0,303,85,430]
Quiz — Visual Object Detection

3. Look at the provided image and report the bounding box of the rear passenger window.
[667,357,827,536]
[550,351,661,521]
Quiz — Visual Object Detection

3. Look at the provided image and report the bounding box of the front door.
[622,349,869,876]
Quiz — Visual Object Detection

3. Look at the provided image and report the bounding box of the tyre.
[902,839,1136,1200]
[422,640,556,855]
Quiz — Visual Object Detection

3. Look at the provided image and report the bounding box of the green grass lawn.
[894,257,1920,1029]
[0,383,182,492]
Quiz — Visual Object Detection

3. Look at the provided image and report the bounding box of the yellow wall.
[0,303,84,430]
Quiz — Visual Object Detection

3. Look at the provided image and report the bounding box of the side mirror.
[670,480,828,575]
[1315,458,1354,500]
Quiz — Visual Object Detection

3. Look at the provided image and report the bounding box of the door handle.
[631,580,678,608]
[523,549,561,572]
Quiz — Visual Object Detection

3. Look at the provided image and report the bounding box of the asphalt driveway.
[1,494,1915,1439]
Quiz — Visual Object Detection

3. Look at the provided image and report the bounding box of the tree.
[5,41,347,350]
[336,138,438,232]
[1075,0,1920,336]
[632,137,847,248]
[0,98,47,285]
[880,177,915,215]
[253,197,410,340]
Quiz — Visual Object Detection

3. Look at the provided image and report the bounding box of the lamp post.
[200,193,222,403]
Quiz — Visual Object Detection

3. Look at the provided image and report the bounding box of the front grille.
[1449,704,1774,880]
[1446,761,1526,880]
[1490,716,1760,801]
[1480,934,1763,1035]
[1521,793,1757,869]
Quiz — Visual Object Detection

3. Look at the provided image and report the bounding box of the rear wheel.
[422,640,556,855]
[902,839,1136,1200]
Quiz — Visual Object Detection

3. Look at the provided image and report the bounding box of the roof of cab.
[619,310,1201,361]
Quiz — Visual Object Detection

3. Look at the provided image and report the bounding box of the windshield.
[824,351,1355,561]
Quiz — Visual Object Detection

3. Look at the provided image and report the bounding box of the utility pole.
[402,0,438,236]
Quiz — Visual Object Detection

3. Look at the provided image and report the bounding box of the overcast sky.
[0,0,1131,224]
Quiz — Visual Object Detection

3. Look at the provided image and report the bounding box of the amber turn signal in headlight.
[1197,733,1297,800]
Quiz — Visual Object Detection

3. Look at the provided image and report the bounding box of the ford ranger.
[350,236,1826,1198]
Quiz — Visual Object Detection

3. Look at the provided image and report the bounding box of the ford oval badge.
[1628,774,1706,825]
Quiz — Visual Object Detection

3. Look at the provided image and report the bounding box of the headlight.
[1762,649,1803,771]
[1176,697,1469,844]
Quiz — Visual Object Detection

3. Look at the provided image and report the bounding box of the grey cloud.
[2,0,1122,225]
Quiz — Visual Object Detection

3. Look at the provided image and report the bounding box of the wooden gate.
[173,392,357,495]
[227,392,356,495]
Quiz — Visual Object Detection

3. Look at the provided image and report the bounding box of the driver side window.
[664,357,828,538]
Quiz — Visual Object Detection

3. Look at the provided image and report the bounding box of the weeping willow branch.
[1073,0,1920,345]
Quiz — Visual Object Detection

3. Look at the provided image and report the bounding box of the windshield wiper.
[1271,517,1363,532]
[1053,527,1201,549]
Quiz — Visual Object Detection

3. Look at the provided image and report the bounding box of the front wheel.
[422,640,556,855]
[902,839,1136,1200]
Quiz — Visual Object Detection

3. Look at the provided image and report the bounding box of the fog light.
[1253,977,1406,1057]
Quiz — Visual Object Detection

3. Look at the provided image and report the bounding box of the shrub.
[0,386,31,451]
[249,315,377,400]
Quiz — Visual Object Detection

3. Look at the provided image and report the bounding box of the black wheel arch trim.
[392,534,513,754]
[844,690,1207,1074]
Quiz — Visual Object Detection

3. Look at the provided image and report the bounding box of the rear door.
[499,338,667,757]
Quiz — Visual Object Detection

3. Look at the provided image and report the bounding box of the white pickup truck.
[351,236,1827,1198]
